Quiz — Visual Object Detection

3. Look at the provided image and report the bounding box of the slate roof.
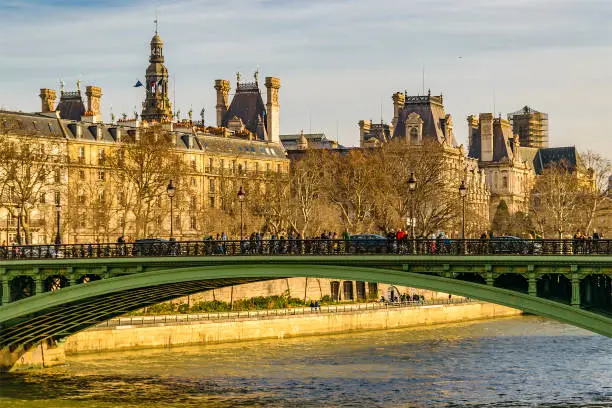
[533,146,582,174]
[0,110,64,139]
[221,82,267,139]
[280,132,343,151]
[392,94,457,146]
[0,109,286,160]
[55,91,85,121]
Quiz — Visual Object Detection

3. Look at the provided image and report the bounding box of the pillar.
[485,265,494,286]
[68,275,77,287]
[35,276,43,296]
[2,277,11,305]
[571,275,581,308]
[528,275,537,297]
[352,281,357,301]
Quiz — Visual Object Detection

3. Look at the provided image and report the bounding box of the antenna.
[380,96,383,124]
[154,10,158,34]
[422,65,425,95]
[493,88,496,116]
[173,73,176,120]
[309,112,312,135]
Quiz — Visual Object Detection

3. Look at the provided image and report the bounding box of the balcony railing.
[0,238,610,260]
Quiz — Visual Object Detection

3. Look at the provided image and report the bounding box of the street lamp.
[167,180,176,240]
[408,172,417,241]
[459,180,468,240]
[55,203,62,245]
[16,204,22,245]
[237,186,246,239]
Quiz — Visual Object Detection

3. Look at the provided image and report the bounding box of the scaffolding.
[507,106,549,148]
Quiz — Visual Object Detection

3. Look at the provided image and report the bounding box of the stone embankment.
[8,300,521,370]
[65,300,520,354]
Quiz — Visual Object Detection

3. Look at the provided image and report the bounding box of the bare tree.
[290,150,325,237]
[529,162,585,238]
[109,127,187,239]
[580,150,611,233]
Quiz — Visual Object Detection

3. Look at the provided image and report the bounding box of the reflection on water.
[1,316,611,407]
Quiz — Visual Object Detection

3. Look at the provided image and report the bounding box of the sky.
[0,0,611,157]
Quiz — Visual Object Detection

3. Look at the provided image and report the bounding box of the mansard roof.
[0,110,286,160]
[221,82,267,139]
[55,91,85,121]
[393,94,457,146]
[533,146,582,174]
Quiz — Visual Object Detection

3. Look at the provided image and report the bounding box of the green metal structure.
[0,255,611,358]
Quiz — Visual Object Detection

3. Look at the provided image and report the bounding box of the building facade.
[0,31,288,245]
[358,90,491,231]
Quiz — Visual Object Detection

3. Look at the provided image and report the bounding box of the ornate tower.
[265,76,280,143]
[141,30,173,123]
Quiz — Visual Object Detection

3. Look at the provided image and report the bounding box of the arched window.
[502,176,508,188]
[410,127,419,142]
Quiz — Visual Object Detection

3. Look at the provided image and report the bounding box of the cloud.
[0,0,611,157]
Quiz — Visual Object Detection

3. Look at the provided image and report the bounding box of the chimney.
[467,115,479,154]
[39,88,56,112]
[214,79,230,127]
[86,86,102,122]
[359,120,371,147]
[391,92,405,128]
[479,113,494,162]
[265,76,281,143]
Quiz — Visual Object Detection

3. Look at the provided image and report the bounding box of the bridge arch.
[1,263,610,356]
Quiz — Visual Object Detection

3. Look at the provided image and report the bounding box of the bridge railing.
[0,238,610,260]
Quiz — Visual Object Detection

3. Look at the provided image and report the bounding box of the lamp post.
[237,186,246,239]
[408,172,417,241]
[16,204,22,245]
[459,180,468,241]
[167,180,176,240]
[55,203,62,245]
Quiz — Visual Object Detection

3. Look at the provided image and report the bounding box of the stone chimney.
[359,120,372,147]
[391,92,405,128]
[85,86,102,123]
[479,113,494,162]
[265,76,281,143]
[214,79,230,127]
[39,88,56,112]
[467,115,479,154]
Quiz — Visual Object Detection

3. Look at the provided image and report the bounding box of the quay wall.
[65,302,521,354]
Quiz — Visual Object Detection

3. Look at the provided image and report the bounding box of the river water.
[1,316,611,407]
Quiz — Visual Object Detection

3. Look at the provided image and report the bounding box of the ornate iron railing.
[0,239,610,260]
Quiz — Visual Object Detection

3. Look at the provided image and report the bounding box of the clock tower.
[141,28,173,122]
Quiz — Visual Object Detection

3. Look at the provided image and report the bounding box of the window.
[78,194,86,205]
[80,215,86,228]
[190,156,196,170]
[255,163,259,173]
[190,196,197,209]
[118,191,126,206]
[209,196,215,208]
[220,159,225,170]
[39,193,46,204]
[78,146,85,162]
[98,148,106,165]
[277,163,281,173]
[54,169,61,183]
[209,178,215,192]
[117,150,124,166]
[190,215,197,230]
[209,158,214,169]
[410,127,419,141]
[266,163,271,173]
[99,170,105,181]
[79,170,85,180]
[54,191,60,205]
[190,177,196,187]
[502,176,508,188]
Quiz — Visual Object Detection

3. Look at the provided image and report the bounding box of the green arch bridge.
[0,239,611,369]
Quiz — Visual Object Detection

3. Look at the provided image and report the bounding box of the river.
[0,316,610,407]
